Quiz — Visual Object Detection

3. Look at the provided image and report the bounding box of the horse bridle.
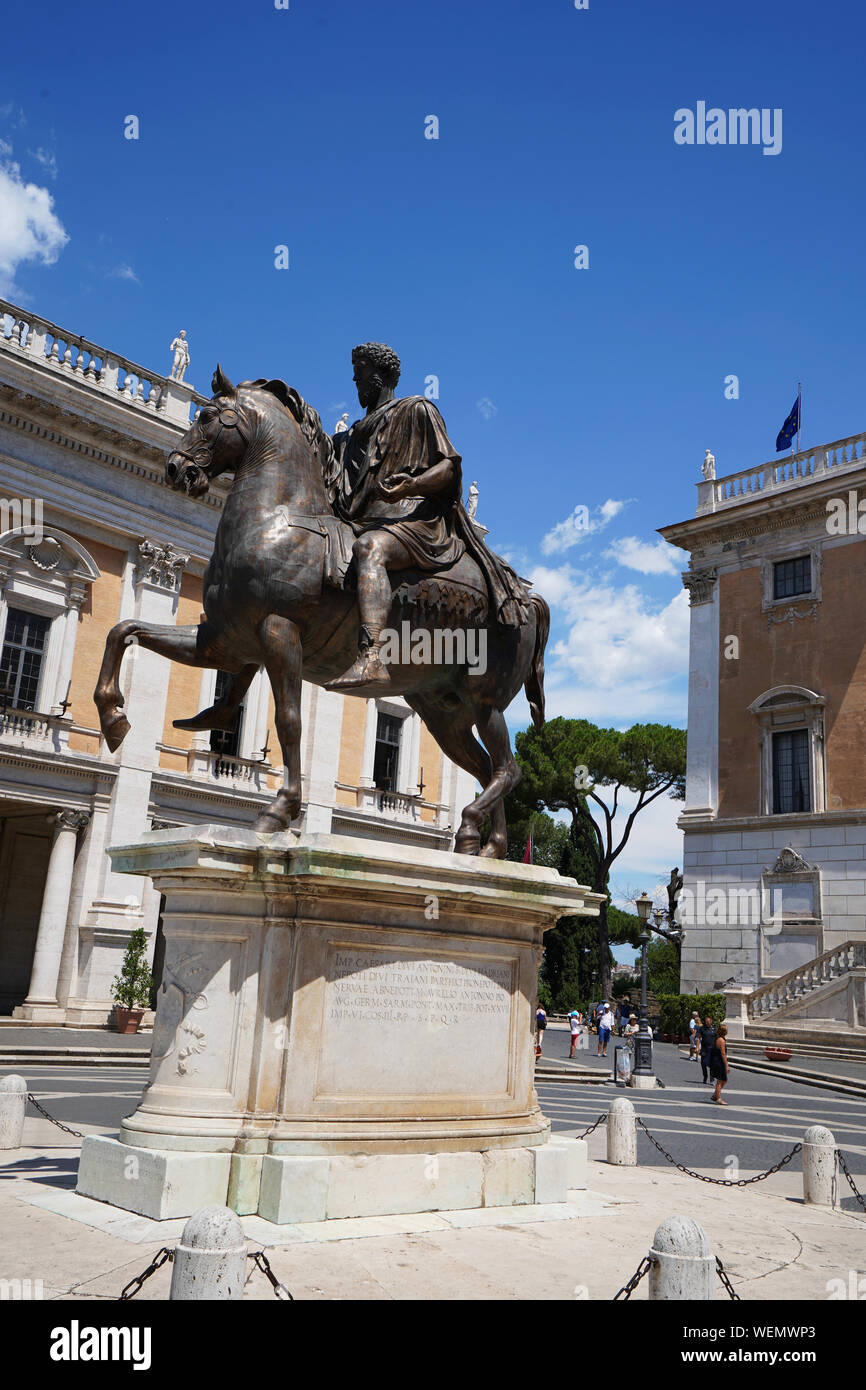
[171,402,250,477]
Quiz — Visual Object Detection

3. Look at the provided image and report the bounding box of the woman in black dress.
[710,1023,729,1104]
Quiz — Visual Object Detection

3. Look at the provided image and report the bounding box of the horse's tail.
[524,592,550,729]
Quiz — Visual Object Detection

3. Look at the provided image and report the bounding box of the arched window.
[748,686,826,816]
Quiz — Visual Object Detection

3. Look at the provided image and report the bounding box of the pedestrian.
[688,1010,700,1061]
[697,1015,716,1085]
[568,1008,582,1057]
[710,1024,729,1104]
[536,1003,547,1056]
[618,1000,629,1036]
[597,1002,614,1058]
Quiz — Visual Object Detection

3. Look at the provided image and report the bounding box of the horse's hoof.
[254,812,289,835]
[102,714,130,752]
[454,829,481,855]
[480,840,507,860]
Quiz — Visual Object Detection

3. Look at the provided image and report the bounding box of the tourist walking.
[568,1008,582,1057]
[688,1010,701,1061]
[536,1004,547,1056]
[597,1002,614,1058]
[710,1024,729,1104]
[697,1015,716,1085]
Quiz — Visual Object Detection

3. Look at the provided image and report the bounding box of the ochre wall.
[718,543,866,817]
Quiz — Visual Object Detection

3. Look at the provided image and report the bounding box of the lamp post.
[631,891,656,1088]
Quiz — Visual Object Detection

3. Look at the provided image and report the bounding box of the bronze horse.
[94,367,549,857]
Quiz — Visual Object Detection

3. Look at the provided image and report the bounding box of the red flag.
[523,829,533,864]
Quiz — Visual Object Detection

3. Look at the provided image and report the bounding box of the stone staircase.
[743,940,866,1045]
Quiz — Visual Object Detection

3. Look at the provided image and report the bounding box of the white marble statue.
[169,330,190,383]
[335,412,350,434]
[466,480,479,520]
[702,449,715,481]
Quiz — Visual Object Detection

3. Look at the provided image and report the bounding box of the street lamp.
[632,891,656,1088]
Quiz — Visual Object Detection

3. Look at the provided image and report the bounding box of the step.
[0,1046,150,1066]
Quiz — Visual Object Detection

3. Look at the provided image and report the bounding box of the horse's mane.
[242,378,339,503]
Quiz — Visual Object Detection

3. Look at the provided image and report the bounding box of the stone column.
[680,567,719,820]
[17,810,90,1020]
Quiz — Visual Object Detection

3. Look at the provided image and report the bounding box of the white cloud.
[108,263,140,284]
[30,147,58,180]
[604,536,682,576]
[0,153,68,296]
[530,563,690,721]
[541,498,627,555]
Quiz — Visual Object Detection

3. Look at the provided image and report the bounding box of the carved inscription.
[327,953,511,1026]
[318,945,516,1096]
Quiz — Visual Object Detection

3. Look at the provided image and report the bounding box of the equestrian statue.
[94,342,549,858]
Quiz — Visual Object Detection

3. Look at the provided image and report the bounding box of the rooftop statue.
[169,330,190,383]
[95,344,549,858]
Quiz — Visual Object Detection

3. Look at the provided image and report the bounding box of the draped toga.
[327,395,528,627]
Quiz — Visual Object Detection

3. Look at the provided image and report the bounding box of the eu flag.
[775,397,800,452]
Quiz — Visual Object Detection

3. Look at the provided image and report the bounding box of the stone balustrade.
[356,783,422,821]
[186,746,273,793]
[747,940,866,1019]
[0,297,208,428]
[0,707,71,753]
[696,431,866,515]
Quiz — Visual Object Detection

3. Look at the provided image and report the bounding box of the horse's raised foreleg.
[253,614,303,834]
[94,619,225,752]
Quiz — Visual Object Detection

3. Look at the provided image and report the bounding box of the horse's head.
[166,364,251,498]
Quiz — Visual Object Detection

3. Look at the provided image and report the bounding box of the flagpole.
[797,381,802,456]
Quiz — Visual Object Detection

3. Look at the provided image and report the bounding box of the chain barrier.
[613,1255,655,1300]
[716,1255,740,1300]
[636,1118,802,1187]
[26,1091,84,1139]
[119,1248,174,1300]
[575,1113,607,1140]
[837,1150,866,1212]
[249,1249,294,1300]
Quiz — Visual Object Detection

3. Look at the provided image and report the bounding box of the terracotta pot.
[765,1046,792,1062]
[114,1006,145,1035]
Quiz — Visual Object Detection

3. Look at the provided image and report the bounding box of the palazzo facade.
[660,430,866,1013]
[0,299,475,1024]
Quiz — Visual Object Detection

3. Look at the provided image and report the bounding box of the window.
[773,555,811,600]
[772,728,810,813]
[0,608,50,710]
[373,713,402,791]
[209,670,244,758]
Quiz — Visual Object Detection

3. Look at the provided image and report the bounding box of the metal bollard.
[0,1075,28,1150]
[648,1216,716,1300]
[802,1125,837,1208]
[169,1206,248,1301]
[607,1096,637,1166]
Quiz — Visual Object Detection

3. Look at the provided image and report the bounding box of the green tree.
[508,717,686,1000]
[643,936,681,995]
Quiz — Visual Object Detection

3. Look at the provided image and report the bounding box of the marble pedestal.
[77,826,601,1223]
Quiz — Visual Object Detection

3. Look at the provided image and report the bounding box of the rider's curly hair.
[351,341,401,388]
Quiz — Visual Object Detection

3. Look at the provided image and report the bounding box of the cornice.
[0,385,227,514]
[661,466,866,553]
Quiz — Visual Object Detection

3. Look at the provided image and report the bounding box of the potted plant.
[111,927,154,1034]
[765,1046,792,1062]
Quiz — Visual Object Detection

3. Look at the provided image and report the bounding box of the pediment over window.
[748,686,825,715]
[0,527,101,586]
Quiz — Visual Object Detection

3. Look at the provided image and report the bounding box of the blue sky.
[3,0,865,935]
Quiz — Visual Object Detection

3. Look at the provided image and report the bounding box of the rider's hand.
[377,472,415,499]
